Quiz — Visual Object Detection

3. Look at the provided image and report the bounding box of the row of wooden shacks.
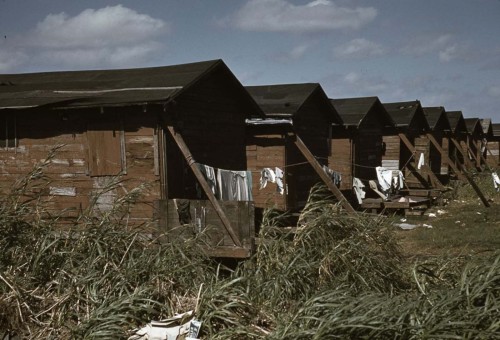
[1,60,498,258]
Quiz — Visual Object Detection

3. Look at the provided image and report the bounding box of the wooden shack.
[446,111,470,170]
[245,83,353,215]
[382,101,441,191]
[423,107,452,183]
[0,59,262,258]
[329,97,394,201]
[464,118,484,170]
[489,123,500,167]
[480,119,494,167]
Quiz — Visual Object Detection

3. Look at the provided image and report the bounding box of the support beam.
[426,133,466,181]
[398,133,444,190]
[451,138,472,168]
[447,137,490,207]
[166,125,242,247]
[291,133,356,214]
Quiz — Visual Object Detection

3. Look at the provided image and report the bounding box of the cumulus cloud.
[333,38,385,59]
[401,33,472,63]
[2,5,168,71]
[342,71,389,94]
[226,0,377,32]
[30,5,167,48]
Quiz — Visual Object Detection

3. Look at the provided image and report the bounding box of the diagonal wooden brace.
[166,125,242,247]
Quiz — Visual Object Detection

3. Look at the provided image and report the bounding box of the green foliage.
[0,160,498,339]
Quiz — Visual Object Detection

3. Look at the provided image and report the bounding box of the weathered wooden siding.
[0,109,161,227]
[487,140,499,166]
[382,135,400,170]
[246,131,287,211]
[441,137,450,175]
[329,134,352,191]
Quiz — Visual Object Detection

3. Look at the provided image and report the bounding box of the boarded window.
[0,114,18,148]
[87,117,125,176]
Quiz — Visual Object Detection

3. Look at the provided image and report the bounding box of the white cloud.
[333,38,384,59]
[401,34,452,56]
[36,42,163,69]
[228,0,377,32]
[30,5,167,48]
[1,5,168,71]
[342,71,388,93]
[401,33,472,63]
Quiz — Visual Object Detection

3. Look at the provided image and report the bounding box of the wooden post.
[166,125,242,247]
[426,133,466,181]
[452,138,475,169]
[447,137,491,207]
[398,133,445,190]
[291,133,356,214]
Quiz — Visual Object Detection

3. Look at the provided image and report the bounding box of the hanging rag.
[353,177,366,204]
[375,166,392,192]
[393,170,405,190]
[275,167,285,195]
[322,165,342,186]
[492,172,500,192]
[417,152,425,169]
[259,168,276,189]
[217,169,253,201]
[197,163,218,196]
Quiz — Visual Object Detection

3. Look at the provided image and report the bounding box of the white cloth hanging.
[375,166,392,192]
[492,172,500,192]
[417,152,425,169]
[259,168,276,189]
[353,177,366,204]
[275,167,285,195]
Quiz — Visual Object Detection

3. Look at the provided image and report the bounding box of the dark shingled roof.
[446,111,465,133]
[465,118,481,134]
[383,100,429,129]
[480,118,492,135]
[0,59,231,109]
[423,106,450,131]
[245,83,341,124]
[330,96,393,127]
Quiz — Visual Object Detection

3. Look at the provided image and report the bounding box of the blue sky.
[1,0,500,122]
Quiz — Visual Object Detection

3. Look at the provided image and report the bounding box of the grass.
[395,171,500,258]
[0,155,498,339]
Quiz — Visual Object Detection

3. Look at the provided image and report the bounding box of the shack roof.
[423,106,451,131]
[0,59,262,114]
[465,118,482,135]
[480,118,493,138]
[330,96,394,127]
[245,83,342,124]
[446,111,466,133]
[382,100,429,130]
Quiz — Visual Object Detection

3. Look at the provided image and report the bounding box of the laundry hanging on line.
[322,165,342,186]
[196,163,253,201]
[375,166,405,198]
[352,177,366,204]
[492,172,500,192]
[417,152,425,169]
[217,169,253,201]
[259,167,285,195]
